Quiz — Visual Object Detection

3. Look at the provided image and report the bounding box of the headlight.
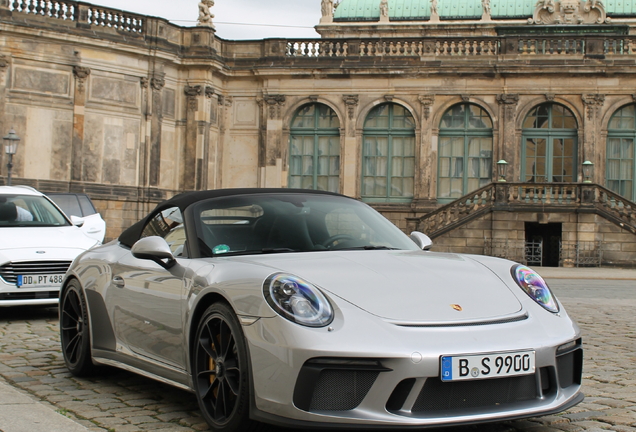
[511,265,559,313]
[263,273,334,327]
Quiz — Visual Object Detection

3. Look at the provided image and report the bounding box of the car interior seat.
[0,202,17,222]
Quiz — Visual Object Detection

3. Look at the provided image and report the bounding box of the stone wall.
[0,2,635,260]
[431,211,636,267]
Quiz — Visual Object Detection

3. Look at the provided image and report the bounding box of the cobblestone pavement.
[0,279,634,432]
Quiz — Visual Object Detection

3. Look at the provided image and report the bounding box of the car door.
[107,207,188,370]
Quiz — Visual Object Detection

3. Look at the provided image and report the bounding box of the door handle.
[112,276,125,288]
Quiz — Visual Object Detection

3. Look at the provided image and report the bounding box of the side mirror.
[410,231,433,251]
[132,236,177,269]
[70,215,85,228]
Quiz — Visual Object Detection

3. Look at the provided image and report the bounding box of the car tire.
[193,303,262,432]
[60,279,96,377]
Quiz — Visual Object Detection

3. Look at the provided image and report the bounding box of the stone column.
[259,94,286,188]
[183,85,203,191]
[582,94,605,183]
[148,75,165,187]
[71,66,90,182]
[418,95,435,205]
[342,95,359,197]
[496,94,520,182]
[0,55,8,177]
[138,77,150,190]
[198,86,215,190]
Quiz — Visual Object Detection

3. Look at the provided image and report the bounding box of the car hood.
[0,227,97,264]
[238,250,523,324]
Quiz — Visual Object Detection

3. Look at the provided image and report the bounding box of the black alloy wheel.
[60,279,95,376]
[193,303,260,432]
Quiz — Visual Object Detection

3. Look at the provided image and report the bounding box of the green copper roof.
[333,0,636,22]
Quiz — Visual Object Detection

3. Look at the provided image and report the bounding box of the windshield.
[0,194,70,227]
[192,193,419,257]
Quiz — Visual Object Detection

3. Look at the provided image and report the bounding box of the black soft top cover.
[118,188,343,248]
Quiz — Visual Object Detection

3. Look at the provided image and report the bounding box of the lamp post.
[497,160,508,182]
[3,129,20,186]
[582,160,594,183]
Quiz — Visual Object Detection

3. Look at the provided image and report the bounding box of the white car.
[0,185,100,307]
[46,192,106,243]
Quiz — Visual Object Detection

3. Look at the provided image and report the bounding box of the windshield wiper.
[214,248,301,257]
[333,245,400,251]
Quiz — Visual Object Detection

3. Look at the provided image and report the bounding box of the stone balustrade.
[416,182,636,239]
[10,0,75,20]
[5,4,636,60]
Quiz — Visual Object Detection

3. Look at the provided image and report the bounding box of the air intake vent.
[0,261,72,284]
[309,370,379,411]
[412,375,537,413]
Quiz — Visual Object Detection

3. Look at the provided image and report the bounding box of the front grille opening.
[0,291,58,301]
[0,261,72,284]
[386,378,416,411]
[557,348,583,389]
[293,358,388,412]
[412,374,538,414]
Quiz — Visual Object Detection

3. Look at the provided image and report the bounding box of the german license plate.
[441,350,535,382]
[17,274,65,288]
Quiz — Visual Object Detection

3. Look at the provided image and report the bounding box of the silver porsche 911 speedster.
[60,189,583,431]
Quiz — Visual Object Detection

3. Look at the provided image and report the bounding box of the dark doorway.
[525,222,562,267]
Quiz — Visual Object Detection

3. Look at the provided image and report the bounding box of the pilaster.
[149,74,165,187]
[183,84,202,191]
[582,94,605,182]
[259,94,286,188]
[0,55,8,176]
[342,94,359,197]
[418,95,436,203]
[72,66,90,182]
[497,94,520,181]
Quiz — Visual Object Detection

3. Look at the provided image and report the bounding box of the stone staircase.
[412,183,636,239]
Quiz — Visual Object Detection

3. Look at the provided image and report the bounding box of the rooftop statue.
[197,0,215,28]
[322,0,334,18]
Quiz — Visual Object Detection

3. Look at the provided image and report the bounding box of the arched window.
[289,104,341,192]
[607,105,635,201]
[362,103,416,203]
[438,103,493,201]
[522,103,578,183]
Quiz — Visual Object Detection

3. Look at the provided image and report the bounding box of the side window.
[141,207,187,257]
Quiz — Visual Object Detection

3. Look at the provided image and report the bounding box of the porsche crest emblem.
[451,304,463,312]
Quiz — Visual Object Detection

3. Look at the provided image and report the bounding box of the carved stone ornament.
[497,94,520,122]
[582,93,605,120]
[419,95,435,120]
[496,94,520,105]
[309,95,319,102]
[151,76,165,91]
[0,55,8,69]
[384,95,394,102]
[205,86,215,98]
[545,93,556,101]
[73,66,91,92]
[529,0,610,25]
[73,66,91,80]
[263,94,286,120]
[461,94,471,102]
[140,77,149,88]
[343,95,359,120]
[184,85,203,97]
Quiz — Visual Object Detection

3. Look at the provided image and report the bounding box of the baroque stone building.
[1,0,635,266]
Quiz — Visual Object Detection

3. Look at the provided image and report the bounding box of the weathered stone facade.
[0,0,635,266]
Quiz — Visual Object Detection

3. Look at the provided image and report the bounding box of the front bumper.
[0,277,60,306]
[243,305,583,428]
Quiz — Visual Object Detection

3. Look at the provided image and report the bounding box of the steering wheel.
[322,234,356,249]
